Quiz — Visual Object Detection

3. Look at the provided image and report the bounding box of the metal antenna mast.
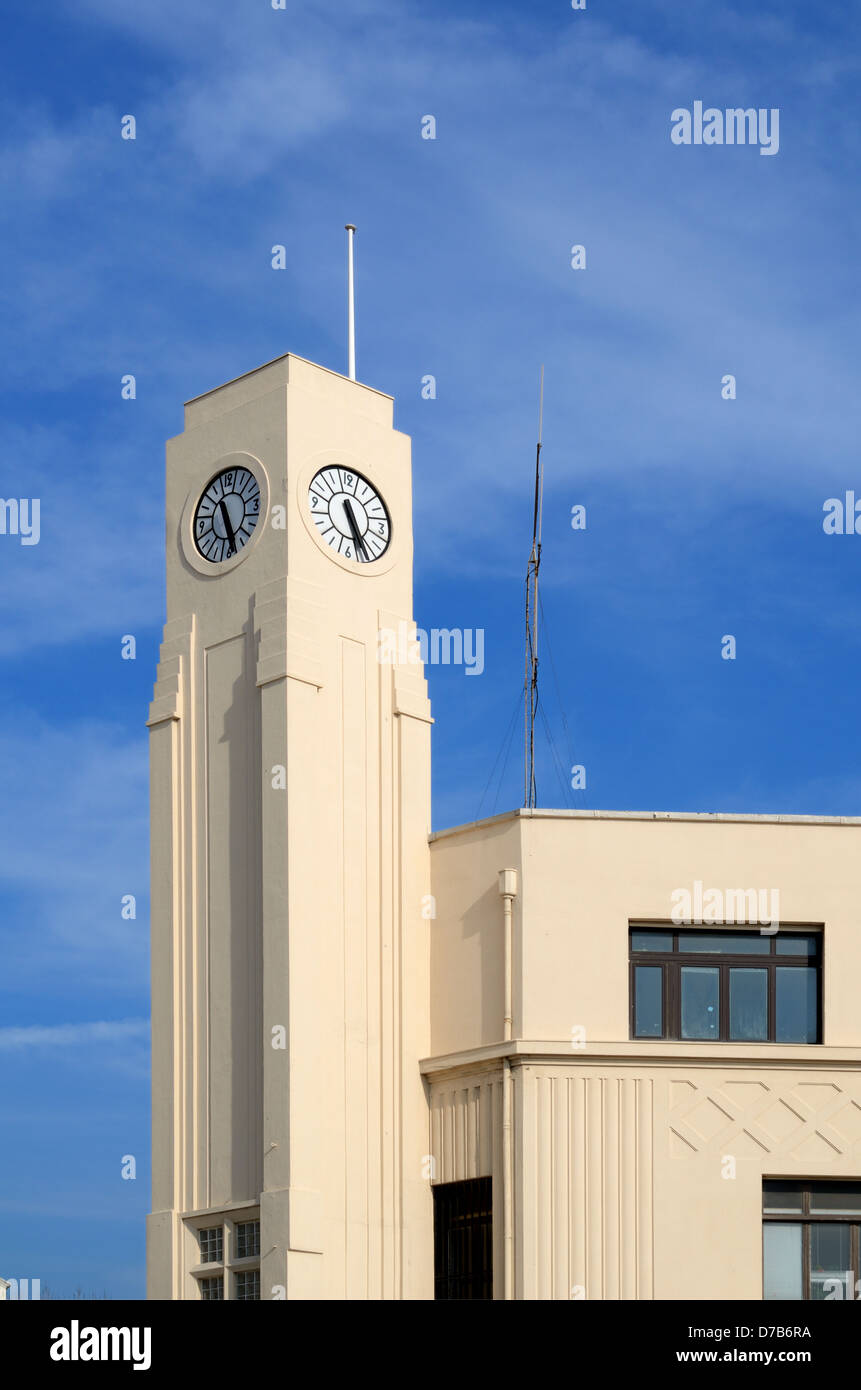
[345,224,357,380]
[524,366,545,809]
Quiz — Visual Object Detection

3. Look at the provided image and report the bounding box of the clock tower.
[146,353,434,1300]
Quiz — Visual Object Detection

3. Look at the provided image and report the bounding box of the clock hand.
[343,499,369,560]
[219,499,238,554]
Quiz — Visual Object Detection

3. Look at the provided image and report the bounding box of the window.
[235,1221,260,1259]
[199,1226,223,1264]
[234,1270,260,1301]
[763,1180,861,1300]
[190,1209,260,1300]
[433,1177,493,1300]
[630,928,821,1043]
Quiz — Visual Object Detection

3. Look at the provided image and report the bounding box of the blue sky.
[1,0,859,1299]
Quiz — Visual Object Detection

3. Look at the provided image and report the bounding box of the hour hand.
[343,499,369,560]
[219,499,238,554]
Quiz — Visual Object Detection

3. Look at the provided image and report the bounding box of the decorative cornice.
[420,1039,861,1079]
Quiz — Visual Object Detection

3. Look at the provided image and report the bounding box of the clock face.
[193,465,261,563]
[307,466,391,563]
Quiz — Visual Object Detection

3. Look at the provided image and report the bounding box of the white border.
[296,448,400,577]
[180,452,271,577]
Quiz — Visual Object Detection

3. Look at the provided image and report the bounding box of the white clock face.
[194,465,261,563]
[307,466,391,563]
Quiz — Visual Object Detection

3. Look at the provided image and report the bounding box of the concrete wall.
[429,809,861,1052]
[426,810,861,1300]
[148,355,434,1299]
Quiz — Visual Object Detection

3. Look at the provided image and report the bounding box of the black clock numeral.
[194,466,260,563]
[307,468,390,564]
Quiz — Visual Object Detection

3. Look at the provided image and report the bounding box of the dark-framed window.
[235,1221,260,1259]
[629,927,821,1043]
[433,1177,493,1300]
[234,1269,260,1301]
[199,1226,223,1264]
[189,1208,260,1300]
[763,1180,861,1300]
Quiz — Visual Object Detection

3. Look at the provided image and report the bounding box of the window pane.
[235,1220,260,1259]
[678,932,764,954]
[775,933,819,957]
[776,967,818,1042]
[763,1180,803,1214]
[631,930,673,953]
[234,1269,261,1301]
[810,1224,851,1301]
[729,968,768,1041]
[681,967,719,1039]
[763,1223,802,1300]
[199,1226,223,1264]
[634,966,663,1037]
[809,1183,861,1216]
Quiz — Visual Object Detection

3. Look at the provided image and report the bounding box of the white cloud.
[0,422,162,654]
[0,1019,147,1051]
[0,717,149,996]
[0,2,856,609]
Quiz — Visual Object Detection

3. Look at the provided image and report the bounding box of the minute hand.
[343,500,369,560]
[219,499,238,553]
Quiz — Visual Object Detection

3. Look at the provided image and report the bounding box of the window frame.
[198,1225,224,1265]
[198,1276,224,1301]
[763,1180,861,1301]
[629,927,822,1044]
[186,1206,261,1301]
[233,1268,261,1301]
[234,1220,260,1260]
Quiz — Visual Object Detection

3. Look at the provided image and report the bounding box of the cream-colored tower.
[146,354,433,1300]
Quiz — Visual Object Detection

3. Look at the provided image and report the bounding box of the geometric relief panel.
[668,1075,861,1160]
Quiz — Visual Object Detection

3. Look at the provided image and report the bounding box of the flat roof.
[430,806,861,842]
[183,351,393,407]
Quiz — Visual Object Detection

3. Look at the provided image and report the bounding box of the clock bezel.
[298,451,399,576]
[180,452,270,577]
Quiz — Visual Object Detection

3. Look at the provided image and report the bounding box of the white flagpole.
[345,224,356,380]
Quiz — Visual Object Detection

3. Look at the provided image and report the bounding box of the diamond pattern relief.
[831,1102,861,1142]
[757,1098,807,1144]
[685,1097,735,1143]
[669,1076,861,1160]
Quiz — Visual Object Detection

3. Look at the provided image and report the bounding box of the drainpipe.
[498,868,518,1301]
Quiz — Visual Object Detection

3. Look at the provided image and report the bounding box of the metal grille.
[235,1220,260,1258]
[198,1277,223,1301]
[234,1269,260,1301]
[433,1177,493,1300]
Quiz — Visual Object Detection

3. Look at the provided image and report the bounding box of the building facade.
[428,808,861,1300]
[147,354,861,1300]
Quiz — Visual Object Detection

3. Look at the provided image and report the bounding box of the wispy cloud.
[0,1019,148,1051]
[0,717,149,998]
